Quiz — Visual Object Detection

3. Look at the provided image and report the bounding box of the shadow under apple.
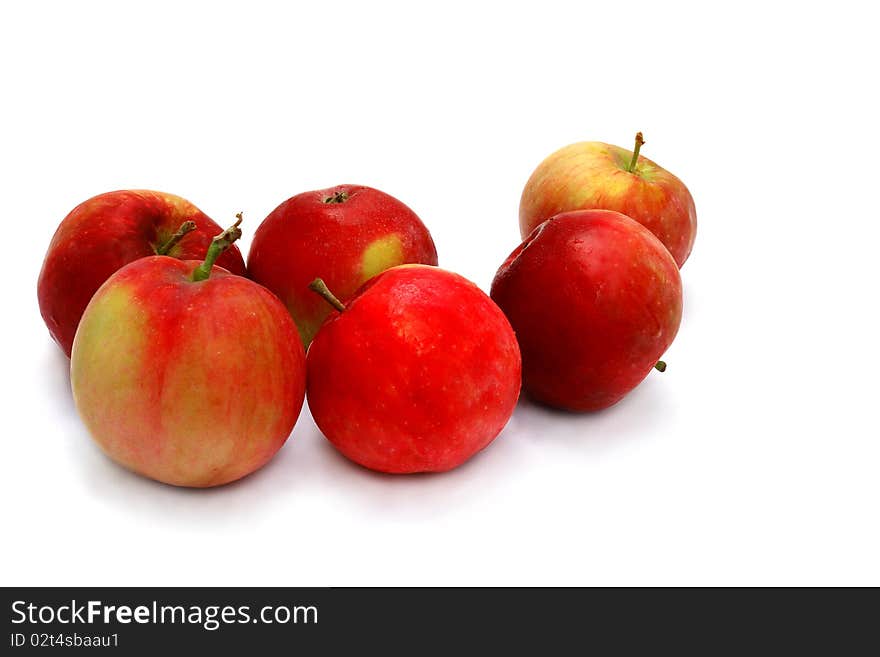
[76,406,325,528]
[509,372,680,456]
[44,339,74,416]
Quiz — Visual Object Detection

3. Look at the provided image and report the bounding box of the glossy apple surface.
[38,189,247,356]
[519,134,696,266]
[307,265,521,473]
[70,237,304,487]
[248,185,438,345]
[491,210,682,411]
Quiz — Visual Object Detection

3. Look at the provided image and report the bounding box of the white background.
[1,1,877,586]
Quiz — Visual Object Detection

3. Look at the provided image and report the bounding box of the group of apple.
[37,133,695,487]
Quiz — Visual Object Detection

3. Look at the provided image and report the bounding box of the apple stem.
[308,278,346,312]
[323,190,349,204]
[654,360,667,373]
[156,220,197,255]
[191,213,243,282]
[627,132,645,173]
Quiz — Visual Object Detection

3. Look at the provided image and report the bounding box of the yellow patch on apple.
[361,234,405,281]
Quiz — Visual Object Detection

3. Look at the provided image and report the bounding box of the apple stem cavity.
[323,190,349,204]
[308,278,346,313]
[191,213,243,282]
[155,220,197,256]
[654,360,667,373]
[627,132,646,173]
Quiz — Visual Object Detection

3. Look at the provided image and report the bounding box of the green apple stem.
[156,220,197,255]
[627,132,645,173]
[308,278,346,312]
[654,360,667,373]
[191,213,243,282]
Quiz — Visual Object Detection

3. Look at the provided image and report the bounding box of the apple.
[70,218,305,487]
[306,265,521,473]
[519,133,697,267]
[38,189,247,357]
[491,210,682,412]
[247,184,438,346]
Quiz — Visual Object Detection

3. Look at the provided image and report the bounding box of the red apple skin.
[491,210,682,412]
[307,265,521,474]
[247,185,438,346]
[70,256,305,488]
[38,190,248,357]
[519,140,697,267]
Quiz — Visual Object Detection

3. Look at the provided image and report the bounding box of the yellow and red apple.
[519,133,697,267]
[70,219,305,487]
[247,185,438,346]
[38,189,247,356]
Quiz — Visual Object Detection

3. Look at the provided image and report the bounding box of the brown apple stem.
[156,220,197,255]
[308,278,346,312]
[191,213,243,282]
[627,132,645,172]
[323,190,349,204]
[654,360,667,373]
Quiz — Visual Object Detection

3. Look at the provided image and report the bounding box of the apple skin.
[70,256,305,488]
[247,185,438,346]
[38,190,247,357]
[519,140,696,267]
[491,210,682,412]
[306,265,521,474]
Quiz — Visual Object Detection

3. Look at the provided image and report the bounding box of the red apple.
[491,210,682,412]
[247,184,438,346]
[38,189,247,357]
[519,133,697,267]
[306,265,521,473]
[70,219,305,487]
